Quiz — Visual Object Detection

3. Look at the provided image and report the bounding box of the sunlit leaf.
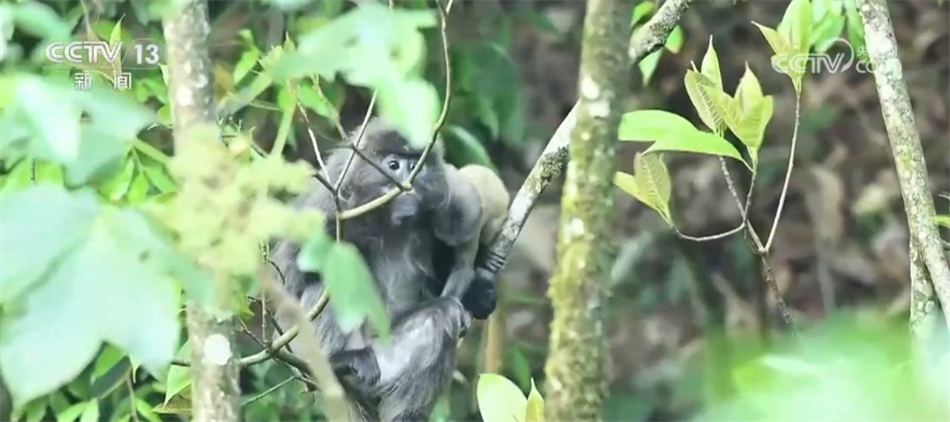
[752,22,791,56]
[700,36,723,92]
[618,109,696,142]
[477,373,527,422]
[734,64,764,115]
[684,70,726,134]
[645,129,746,166]
[778,0,813,53]
[525,379,545,422]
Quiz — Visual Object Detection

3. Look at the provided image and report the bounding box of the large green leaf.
[619,110,746,165]
[0,186,184,407]
[477,373,527,422]
[618,109,697,142]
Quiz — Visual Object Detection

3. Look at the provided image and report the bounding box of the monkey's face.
[374,153,448,226]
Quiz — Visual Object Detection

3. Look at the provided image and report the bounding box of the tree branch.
[856,0,950,334]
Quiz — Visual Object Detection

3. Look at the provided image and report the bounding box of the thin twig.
[673,222,746,242]
[762,96,801,252]
[257,266,348,421]
[240,376,296,408]
[718,157,798,334]
[292,85,330,178]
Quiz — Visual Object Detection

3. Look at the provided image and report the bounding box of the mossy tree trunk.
[163,1,242,421]
[542,0,631,419]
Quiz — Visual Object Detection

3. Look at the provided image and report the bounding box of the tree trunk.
[163,2,242,421]
[542,0,630,419]
[856,0,950,337]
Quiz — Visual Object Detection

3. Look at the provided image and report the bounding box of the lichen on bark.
[856,0,950,336]
[542,0,631,420]
[163,1,241,421]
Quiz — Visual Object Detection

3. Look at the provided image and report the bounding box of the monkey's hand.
[329,349,381,392]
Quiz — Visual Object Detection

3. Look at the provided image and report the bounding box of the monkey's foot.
[461,276,496,320]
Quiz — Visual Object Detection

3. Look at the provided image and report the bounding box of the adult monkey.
[327,163,511,420]
[268,118,500,421]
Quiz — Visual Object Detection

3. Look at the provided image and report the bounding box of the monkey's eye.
[387,160,401,171]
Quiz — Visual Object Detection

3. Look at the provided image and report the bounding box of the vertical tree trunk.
[542,0,630,419]
[856,0,950,336]
[163,2,242,421]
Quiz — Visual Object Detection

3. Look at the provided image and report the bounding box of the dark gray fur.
[268,119,482,422]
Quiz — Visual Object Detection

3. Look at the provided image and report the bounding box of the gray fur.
[268,119,481,422]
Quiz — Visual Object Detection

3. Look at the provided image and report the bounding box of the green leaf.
[298,234,391,340]
[645,129,746,165]
[734,63,764,115]
[638,50,662,86]
[934,215,950,229]
[444,125,495,170]
[477,373,527,422]
[618,109,697,142]
[0,187,183,407]
[684,70,726,134]
[109,17,123,45]
[753,22,791,56]
[778,0,813,53]
[233,48,261,86]
[11,1,73,39]
[12,75,82,164]
[68,125,128,186]
[700,36,723,92]
[666,25,684,54]
[731,96,773,155]
[631,1,655,27]
[476,96,500,139]
[525,379,545,422]
[56,402,86,422]
[141,164,177,194]
[78,400,99,422]
[297,80,337,120]
[376,79,440,149]
[163,342,191,405]
[843,0,866,60]
[620,153,673,223]
[0,184,99,304]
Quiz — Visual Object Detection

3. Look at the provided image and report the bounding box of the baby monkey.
[330,163,510,422]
